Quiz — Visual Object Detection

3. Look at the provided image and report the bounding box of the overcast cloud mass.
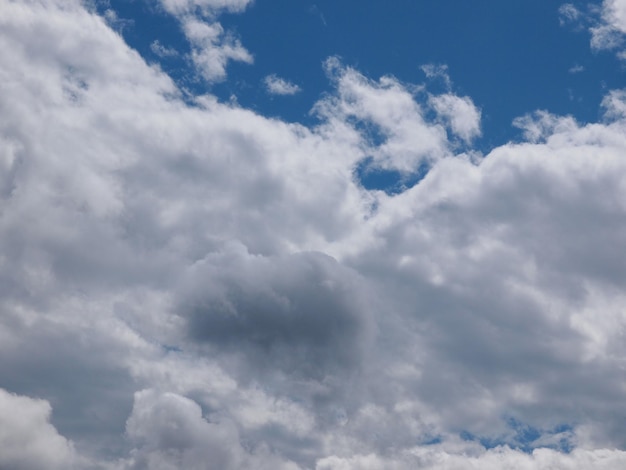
[3,0,626,468]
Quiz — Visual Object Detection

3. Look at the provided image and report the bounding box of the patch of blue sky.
[460,419,575,454]
[97,1,194,84]
[355,157,430,195]
[420,435,444,446]
[218,0,623,141]
[100,0,623,191]
[129,4,618,119]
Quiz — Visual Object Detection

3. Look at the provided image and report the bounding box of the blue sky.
[3,0,626,468]
[106,0,623,148]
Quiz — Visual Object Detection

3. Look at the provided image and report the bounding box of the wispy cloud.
[559,3,583,27]
[264,74,301,95]
[568,63,585,73]
[150,40,179,58]
[589,0,626,55]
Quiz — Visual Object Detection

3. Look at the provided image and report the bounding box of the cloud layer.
[2,0,626,468]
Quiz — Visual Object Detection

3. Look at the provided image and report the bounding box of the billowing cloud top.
[2,0,626,469]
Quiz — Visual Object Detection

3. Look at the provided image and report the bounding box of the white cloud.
[182,18,253,82]
[430,93,482,142]
[102,8,134,33]
[150,40,178,58]
[151,0,255,83]
[264,74,301,95]
[159,0,253,16]
[512,110,578,142]
[3,0,626,468]
[559,3,582,27]
[569,63,585,73]
[315,57,450,172]
[590,0,626,53]
[604,0,626,34]
[602,88,626,119]
[0,389,75,470]
[421,63,452,89]
[317,446,626,470]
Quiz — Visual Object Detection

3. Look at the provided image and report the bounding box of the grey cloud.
[339,113,626,442]
[0,301,140,461]
[124,390,242,470]
[179,249,374,378]
[123,389,301,470]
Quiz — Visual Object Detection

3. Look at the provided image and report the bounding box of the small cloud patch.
[264,74,301,95]
[568,64,584,74]
[150,40,178,58]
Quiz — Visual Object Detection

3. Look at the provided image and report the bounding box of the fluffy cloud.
[430,93,481,142]
[316,58,450,173]
[124,390,239,469]
[3,0,626,468]
[183,18,253,83]
[317,446,626,470]
[123,390,299,470]
[0,389,75,470]
[153,0,255,83]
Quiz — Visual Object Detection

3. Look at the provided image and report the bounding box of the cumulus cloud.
[124,390,242,469]
[264,74,301,95]
[0,389,75,470]
[316,57,450,173]
[122,389,303,469]
[317,446,626,470]
[3,0,626,468]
